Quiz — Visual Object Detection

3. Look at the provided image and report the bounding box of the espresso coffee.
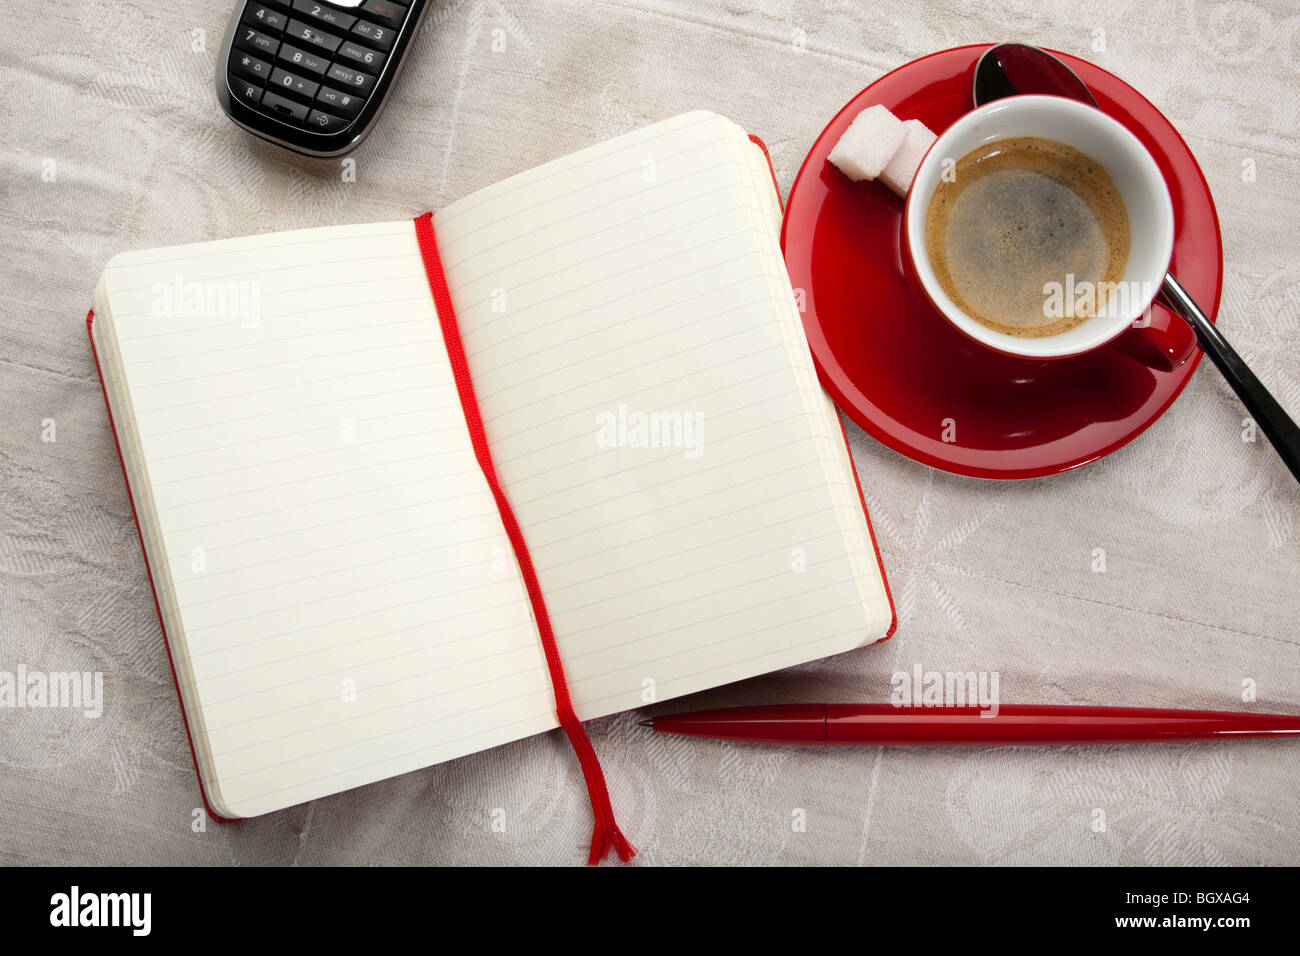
[924,137,1130,337]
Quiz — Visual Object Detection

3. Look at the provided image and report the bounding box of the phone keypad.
[337,40,386,72]
[232,51,274,82]
[226,0,411,133]
[236,26,280,57]
[351,19,397,51]
[292,0,357,32]
[277,42,330,75]
[315,85,363,118]
[242,4,287,32]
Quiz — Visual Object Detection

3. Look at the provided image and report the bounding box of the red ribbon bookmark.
[412,213,635,864]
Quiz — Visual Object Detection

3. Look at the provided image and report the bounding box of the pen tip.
[638,719,653,728]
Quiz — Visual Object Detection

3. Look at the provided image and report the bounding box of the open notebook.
[89,110,895,819]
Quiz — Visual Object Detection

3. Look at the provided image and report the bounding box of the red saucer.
[781,45,1223,479]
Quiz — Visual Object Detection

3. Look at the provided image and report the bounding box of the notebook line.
[469,272,770,379]
[213,615,872,800]
[484,315,786,414]
[546,522,842,621]
[222,700,558,799]
[443,174,742,281]
[130,332,440,389]
[104,222,412,273]
[165,497,496,565]
[112,252,416,296]
[160,470,483,536]
[440,134,728,240]
[500,406,809,495]
[150,431,469,489]
[433,114,720,229]
[172,517,504,602]
[178,471,839,658]
[558,574,860,660]
[129,358,439,414]
[504,429,816,528]
[550,527,846,612]
[177,574,524,666]
[486,347,791,441]
[569,602,868,684]
[217,562,877,768]
[485,344,793,449]
[473,289,775,393]
[576,622,870,710]
[535,481,834,570]
[205,639,544,740]
[142,383,453,436]
[494,392,808,489]
[456,244,758,343]
[528,456,826,540]
[184,492,830,639]
[494,377,837,465]
[162,455,479,510]
[514,433,817,510]
[179,547,512,634]
[207,656,550,758]
[177,600,530,688]
[197,525,846,715]
[124,316,435,366]
[110,292,431,334]
[445,195,746,303]
[200,626,540,711]
[148,408,462,463]
[217,595,856,784]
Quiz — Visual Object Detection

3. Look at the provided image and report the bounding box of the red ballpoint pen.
[640,704,1300,745]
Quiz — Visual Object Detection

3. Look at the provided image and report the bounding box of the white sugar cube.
[879,119,937,196]
[827,105,905,182]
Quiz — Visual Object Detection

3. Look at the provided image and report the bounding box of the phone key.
[242,4,287,32]
[229,76,265,105]
[306,108,351,132]
[285,18,343,53]
[260,0,292,10]
[277,42,329,75]
[326,62,375,95]
[315,85,364,117]
[231,50,274,83]
[351,20,397,51]
[261,89,310,123]
[235,25,280,57]
[360,0,407,29]
[336,40,386,72]
[291,0,357,32]
[270,66,321,100]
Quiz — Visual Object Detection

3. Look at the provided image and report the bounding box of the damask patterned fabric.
[1,0,1297,865]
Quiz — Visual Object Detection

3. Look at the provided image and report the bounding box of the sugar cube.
[826,105,906,182]
[879,119,937,197]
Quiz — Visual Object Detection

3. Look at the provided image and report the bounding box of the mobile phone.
[217,0,429,157]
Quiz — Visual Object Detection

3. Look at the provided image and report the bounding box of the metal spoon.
[973,42,1300,483]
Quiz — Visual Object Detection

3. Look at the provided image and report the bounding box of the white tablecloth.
[2,0,1297,865]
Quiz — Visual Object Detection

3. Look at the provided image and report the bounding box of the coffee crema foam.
[924,137,1130,337]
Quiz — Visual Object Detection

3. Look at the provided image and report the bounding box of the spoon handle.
[1160,274,1300,483]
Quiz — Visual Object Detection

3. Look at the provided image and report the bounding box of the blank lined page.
[433,111,892,720]
[96,222,555,817]
[91,111,891,819]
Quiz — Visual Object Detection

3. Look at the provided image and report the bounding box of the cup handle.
[1107,300,1197,372]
